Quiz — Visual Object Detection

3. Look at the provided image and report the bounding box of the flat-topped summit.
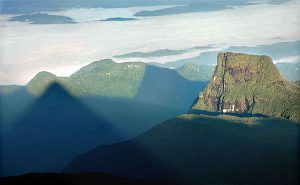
[190,52,300,122]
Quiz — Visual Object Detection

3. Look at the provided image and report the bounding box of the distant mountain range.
[101,17,138,22]
[0,0,263,15]
[191,52,300,122]
[9,13,76,24]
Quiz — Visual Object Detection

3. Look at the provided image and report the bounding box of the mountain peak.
[216,52,282,81]
[31,71,56,80]
[72,59,116,77]
[27,71,57,95]
[190,52,300,122]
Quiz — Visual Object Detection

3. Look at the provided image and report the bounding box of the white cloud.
[0,1,300,84]
[273,55,300,64]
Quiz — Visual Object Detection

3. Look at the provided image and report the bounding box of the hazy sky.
[0,0,300,84]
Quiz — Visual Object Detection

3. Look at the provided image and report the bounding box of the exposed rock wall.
[190,52,300,122]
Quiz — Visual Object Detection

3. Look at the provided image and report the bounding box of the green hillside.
[26,59,207,109]
[27,59,213,97]
[190,52,300,122]
[64,114,299,185]
[27,60,146,97]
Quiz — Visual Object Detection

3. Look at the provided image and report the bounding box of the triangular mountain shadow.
[40,82,71,99]
[1,82,125,177]
[134,65,208,110]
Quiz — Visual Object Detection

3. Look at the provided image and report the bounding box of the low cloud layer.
[0,1,300,84]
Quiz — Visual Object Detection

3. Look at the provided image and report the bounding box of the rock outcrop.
[190,52,300,122]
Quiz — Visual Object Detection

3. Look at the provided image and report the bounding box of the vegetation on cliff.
[190,52,300,122]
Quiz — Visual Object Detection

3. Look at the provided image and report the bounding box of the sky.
[0,0,299,85]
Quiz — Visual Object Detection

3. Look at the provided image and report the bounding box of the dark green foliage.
[191,52,300,122]
[64,114,300,185]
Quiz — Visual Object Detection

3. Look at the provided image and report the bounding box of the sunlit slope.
[27,59,207,109]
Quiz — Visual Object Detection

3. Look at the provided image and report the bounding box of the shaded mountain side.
[1,87,183,138]
[1,83,124,177]
[0,173,173,185]
[0,85,23,95]
[64,114,300,185]
[190,52,300,122]
[79,96,183,138]
[0,86,34,128]
[134,65,207,109]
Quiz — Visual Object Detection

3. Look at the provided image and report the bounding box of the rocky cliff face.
[190,52,300,122]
